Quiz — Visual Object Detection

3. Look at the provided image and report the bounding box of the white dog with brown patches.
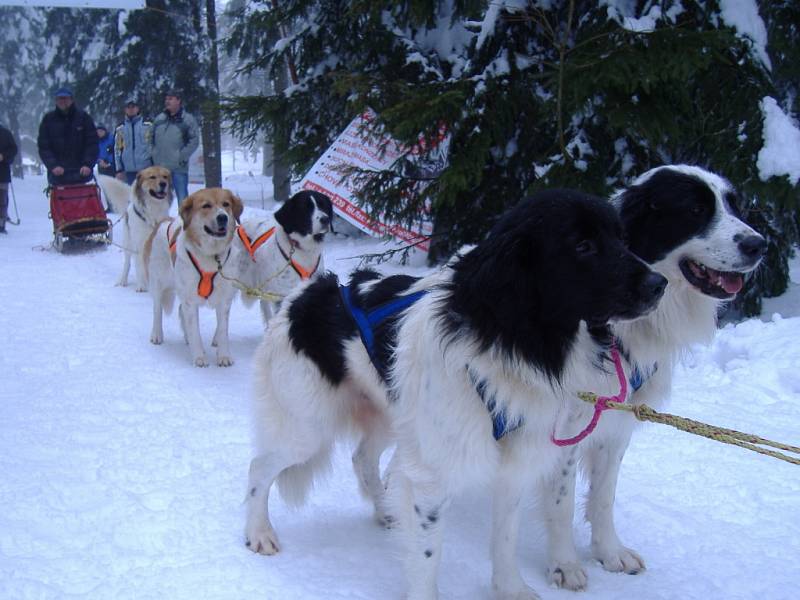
[98,167,173,291]
[144,188,243,367]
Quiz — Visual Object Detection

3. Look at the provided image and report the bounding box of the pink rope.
[551,345,628,446]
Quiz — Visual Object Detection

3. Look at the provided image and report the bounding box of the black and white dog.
[541,165,767,591]
[234,190,333,322]
[244,188,667,599]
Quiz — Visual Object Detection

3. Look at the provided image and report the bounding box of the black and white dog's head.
[274,190,334,250]
[445,189,667,380]
[615,165,766,300]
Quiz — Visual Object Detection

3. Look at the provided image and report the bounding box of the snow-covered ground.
[1,165,799,600]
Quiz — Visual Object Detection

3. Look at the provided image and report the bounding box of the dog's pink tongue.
[720,272,743,294]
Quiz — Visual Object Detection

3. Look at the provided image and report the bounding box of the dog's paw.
[594,544,645,575]
[492,583,541,600]
[115,280,128,287]
[193,356,209,368]
[375,511,397,529]
[217,355,233,367]
[245,526,280,556]
[547,562,587,591]
[150,333,163,345]
[135,286,147,293]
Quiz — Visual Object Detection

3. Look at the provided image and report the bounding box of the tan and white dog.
[99,168,173,291]
[144,188,243,367]
[234,190,333,323]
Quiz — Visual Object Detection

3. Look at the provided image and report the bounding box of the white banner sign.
[0,0,144,8]
[299,109,448,264]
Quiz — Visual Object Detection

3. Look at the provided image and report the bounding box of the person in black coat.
[37,87,99,185]
[0,123,18,233]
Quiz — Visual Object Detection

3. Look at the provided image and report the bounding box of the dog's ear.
[274,193,302,233]
[132,170,144,196]
[229,191,244,223]
[179,192,196,228]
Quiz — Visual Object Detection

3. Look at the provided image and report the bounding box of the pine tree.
[39,1,224,186]
[0,7,50,177]
[214,1,800,315]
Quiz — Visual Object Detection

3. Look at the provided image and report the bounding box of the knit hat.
[54,87,73,98]
[164,89,181,99]
[125,98,139,106]
[96,124,108,132]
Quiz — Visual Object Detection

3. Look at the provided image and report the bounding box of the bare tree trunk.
[271,61,290,202]
[202,0,223,188]
[8,109,23,179]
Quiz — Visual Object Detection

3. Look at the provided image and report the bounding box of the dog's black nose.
[642,272,668,302]
[216,213,228,227]
[737,234,767,260]
[159,181,166,190]
[320,215,330,226]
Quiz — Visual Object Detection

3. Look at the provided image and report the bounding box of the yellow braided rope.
[576,392,800,466]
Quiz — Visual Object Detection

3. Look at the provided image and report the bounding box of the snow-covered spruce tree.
[41,1,224,186]
[225,1,797,316]
[0,6,49,177]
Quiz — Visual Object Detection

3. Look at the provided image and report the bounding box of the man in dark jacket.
[37,87,99,185]
[0,123,18,233]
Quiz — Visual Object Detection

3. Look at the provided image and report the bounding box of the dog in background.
[98,168,173,291]
[243,189,667,600]
[235,190,333,323]
[144,188,243,367]
[541,165,767,591]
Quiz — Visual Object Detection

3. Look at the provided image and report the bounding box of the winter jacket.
[97,129,115,176]
[37,104,99,184]
[114,115,153,174]
[0,124,18,184]
[151,108,199,174]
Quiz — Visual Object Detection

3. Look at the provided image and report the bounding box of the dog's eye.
[691,204,707,216]
[202,203,212,209]
[576,240,597,256]
[223,202,230,207]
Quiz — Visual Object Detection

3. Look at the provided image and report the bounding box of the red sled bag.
[48,182,112,251]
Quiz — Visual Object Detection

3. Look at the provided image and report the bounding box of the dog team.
[99,169,333,367]
[103,164,765,600]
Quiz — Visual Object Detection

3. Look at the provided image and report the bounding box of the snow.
[718,0,772,70]
[1,160,799,600]
[758,96,800,186]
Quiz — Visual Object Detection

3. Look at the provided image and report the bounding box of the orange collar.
[237,225,275,261]
[186,248,231,299]
[277,241,320,280]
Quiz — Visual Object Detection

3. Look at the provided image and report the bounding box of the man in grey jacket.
[150,90,199,203]
[114,99,153,184]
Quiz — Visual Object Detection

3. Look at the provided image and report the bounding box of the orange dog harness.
[237,225,276,261]
[277,242,320,280]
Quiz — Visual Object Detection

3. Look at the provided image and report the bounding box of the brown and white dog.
[144,188,243,367]
[98,168,173,291]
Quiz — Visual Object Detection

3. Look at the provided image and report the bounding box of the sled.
[48,181,112,252]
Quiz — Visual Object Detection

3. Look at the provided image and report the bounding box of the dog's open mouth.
[204,225,228,238]
[149,189,168,200]
[680,259,744,299]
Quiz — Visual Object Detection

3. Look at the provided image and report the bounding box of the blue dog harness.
[340,282,520,441]
[339,284,428,373]
[629,362,658,392]
[467,368,522,441]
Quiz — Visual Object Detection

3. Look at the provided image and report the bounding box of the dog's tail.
[97,174,132,213]
[276,445,333,508]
